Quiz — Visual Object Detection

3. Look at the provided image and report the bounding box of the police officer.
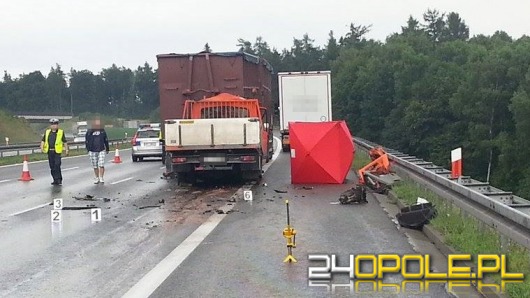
[40,118,69,185]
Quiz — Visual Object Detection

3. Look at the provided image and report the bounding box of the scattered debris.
[267,199,274,202]
[274,189,288,193]
[339,186,368,204]
[206,204,212,207]
[416,197,429,205]
[73,195,97,201]
[62,205,96,210]
[103,198,111,202]
[204,210,212,213]
[262,183,268,187]
[138,205,161,210]
[228,198,236,203]
[136,179,143,182]
[396,203,437,230]
[216,209,225,214]
[302,186,313,190]
[158,199,165,204]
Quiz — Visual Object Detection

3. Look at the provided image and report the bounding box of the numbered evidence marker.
[51,210,62,222]
[53,199,63,210]
[243,190,253,201]
[91,208,102,222]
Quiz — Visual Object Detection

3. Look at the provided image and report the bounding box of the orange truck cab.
[164,93,271,184]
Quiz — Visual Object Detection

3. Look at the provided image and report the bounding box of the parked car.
[131,125,162,162]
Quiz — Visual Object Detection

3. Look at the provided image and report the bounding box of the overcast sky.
[1,0,529,78]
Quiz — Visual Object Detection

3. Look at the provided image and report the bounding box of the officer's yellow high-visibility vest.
[43,129,64,154]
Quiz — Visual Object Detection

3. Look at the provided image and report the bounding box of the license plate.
[204,157,225,162]
[143,142,157,147]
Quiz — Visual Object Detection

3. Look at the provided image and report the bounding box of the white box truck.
[278,71,332,152]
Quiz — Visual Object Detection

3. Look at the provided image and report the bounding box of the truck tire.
[282,145,290,152]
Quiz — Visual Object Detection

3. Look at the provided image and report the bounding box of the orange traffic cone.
[112,146,122,163]
[19,155,34,181]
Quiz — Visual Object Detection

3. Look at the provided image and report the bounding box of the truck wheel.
[282,146,290,152]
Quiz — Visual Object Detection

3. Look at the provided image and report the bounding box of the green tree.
[442,12,469,41]
[46,64,67,112]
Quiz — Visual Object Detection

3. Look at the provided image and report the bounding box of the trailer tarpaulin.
[290,121,354,184]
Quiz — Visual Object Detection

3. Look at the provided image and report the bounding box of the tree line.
[0,63,159,119]
[1,9,530,196]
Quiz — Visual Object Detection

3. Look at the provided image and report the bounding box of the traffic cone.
[19,155,34,181]
[112,146,122,163]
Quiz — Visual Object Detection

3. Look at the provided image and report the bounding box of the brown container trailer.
[157,51,275,184]
[157,51,273,122]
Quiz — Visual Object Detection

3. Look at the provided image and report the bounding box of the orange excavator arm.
[358,147,391,185]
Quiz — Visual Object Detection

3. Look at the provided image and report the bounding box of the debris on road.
[339,186,368,204]
[274,189,288,193]
[73,195,96,201]
[158,199,165,204]
[396,202,437,230]
[138,205,161,210]
[302,186,313,190]
[103,198,111,202]
[62,205,97,210]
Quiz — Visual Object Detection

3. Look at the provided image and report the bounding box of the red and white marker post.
[451,147,462,179]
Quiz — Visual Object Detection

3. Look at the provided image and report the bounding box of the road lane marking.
[10,202,51,216]
[0,179,11,183]
[160,166,165,169]
[110,177,133,185]
[63,167,79,171]
[122,136,282,298]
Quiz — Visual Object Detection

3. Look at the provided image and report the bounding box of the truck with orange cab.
[157,51,274,184]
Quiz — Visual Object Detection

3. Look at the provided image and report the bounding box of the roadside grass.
[0,143,132,166]
[105,127,137,140]
[393,180,530,298]
[352,148,371,170]
[0,110,40,143]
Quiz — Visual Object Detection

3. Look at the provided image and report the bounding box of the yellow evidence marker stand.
[283,199,297,263]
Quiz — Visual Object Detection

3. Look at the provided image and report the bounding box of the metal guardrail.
[354,137,530,249]
[0,139,130,158]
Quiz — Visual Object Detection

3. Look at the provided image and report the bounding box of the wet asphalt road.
[150,151,452,297]
[0,145,453,297]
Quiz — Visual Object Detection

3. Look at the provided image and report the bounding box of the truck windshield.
[200,107,249,118]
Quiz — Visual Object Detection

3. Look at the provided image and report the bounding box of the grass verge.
[393,180,530,298]
[353,148,371,170]
[105,128,137,140]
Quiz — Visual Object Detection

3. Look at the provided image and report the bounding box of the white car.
[131,127,162,162]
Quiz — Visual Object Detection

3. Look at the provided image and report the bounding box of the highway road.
[0,143,460,297]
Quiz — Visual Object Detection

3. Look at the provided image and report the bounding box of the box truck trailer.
[278,71,332,152]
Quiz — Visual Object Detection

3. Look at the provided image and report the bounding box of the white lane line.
[0,179,11,183]
[63,166,80,171]
[159,166,165,169]
[110,177,133,185]
[10,202,51,216]
[122,136,282,298]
